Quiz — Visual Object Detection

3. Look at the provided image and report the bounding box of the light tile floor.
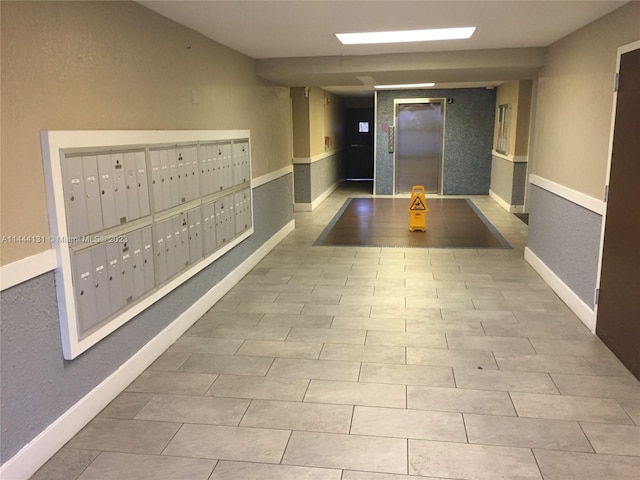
[31,183,640,480]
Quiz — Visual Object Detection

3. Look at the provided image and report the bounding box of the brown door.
[596,46,640,379]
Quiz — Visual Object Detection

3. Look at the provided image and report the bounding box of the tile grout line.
[576,420,598,454]
[158,421,186,457]
[530,448,545,480]
[461,412,470,444]
[348,404,355,434]
[507,391,519,418]
[405,437,410,475]
[277,430,294,465]
[236,398,254,427]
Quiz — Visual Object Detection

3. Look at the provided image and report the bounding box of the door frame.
[392,98,446,195]
[594,39,640,324]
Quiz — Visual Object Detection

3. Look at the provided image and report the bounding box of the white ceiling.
[138,0,627,95]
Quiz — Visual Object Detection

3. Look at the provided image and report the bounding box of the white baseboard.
[489,190,525,214]
[294,181,341,212]
[0,220,295,480]
[524,247,596,333]
[293,203,313,212]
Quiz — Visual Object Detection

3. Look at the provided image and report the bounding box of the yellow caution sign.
[408,185,429,232]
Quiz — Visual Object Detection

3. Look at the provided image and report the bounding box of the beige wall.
[494,81,519,156]
[291,86,345,158]
[515,81,533,157]
[323,90,346,155]
[530,1,640,198]
[494,80,532,157]
[291,87,311,158]
[0,1,292,265]
[309,87,345,157]
[309,87,326,157]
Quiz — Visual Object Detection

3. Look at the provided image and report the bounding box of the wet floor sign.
[408,185,428,232]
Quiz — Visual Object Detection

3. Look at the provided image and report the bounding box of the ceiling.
[138,0,627,96]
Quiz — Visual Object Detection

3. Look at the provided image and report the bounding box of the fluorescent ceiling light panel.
[374,83,435,89]
[336,27,476,45]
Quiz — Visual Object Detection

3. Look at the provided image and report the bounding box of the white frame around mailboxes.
[41,130,254,360]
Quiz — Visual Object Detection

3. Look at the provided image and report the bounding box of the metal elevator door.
[395,101,444,194]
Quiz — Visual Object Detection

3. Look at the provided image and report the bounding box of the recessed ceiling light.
[336,27,476,45]
[374,83,436,89]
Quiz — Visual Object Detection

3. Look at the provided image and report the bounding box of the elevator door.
[395,101,444,194]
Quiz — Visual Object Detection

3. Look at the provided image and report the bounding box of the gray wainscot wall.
[490,153,528,211]
[0,173,293,463]
[375,88,496,195]
[294,150,345,208]
[527,183,602,308]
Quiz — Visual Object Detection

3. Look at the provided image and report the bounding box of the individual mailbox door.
[226,196,236,241]
[211,144,219,195]
[215,194,235,246]
[234,191,242,235]
[221,143,233,190]
[246,189,253,231]
[186,145,200,201]
[227,195,236,243]
[202,201,216,255]
[214,145,224,192]
[149,149,164,213]
[235,189,251,234]
[165,219,177,280]
[129,230,145,300]
[233,192,244,233]
[160,149,172,211]
[111,153,128,225]
[90,245,111,323]
[82,155,103,235]
[106,242,124,315]
[232,143,242,186]
[141,227,155,293]
[173,217,184,276]
[246,189,253,230]
[198,144,208,196]
[178,215,190,270]
[73,249,97,336]
[120,239,135,305]
[176,149,187,204]
[135,151,151,217]
[154,221,167,285]
[98,153,118,230]
[214,198,226,246]
[183,215,191,268]
[188,207,203,264]
[61,155,90,238]
[233,141,250,185]
[226,143,235,189]
[202,204,211,255]
[168,148,180,208]
[124,152,140,221]
[199,144,213,196]
[241,142,250,184]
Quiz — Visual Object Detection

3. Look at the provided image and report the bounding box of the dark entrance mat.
[314,198,511,249]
